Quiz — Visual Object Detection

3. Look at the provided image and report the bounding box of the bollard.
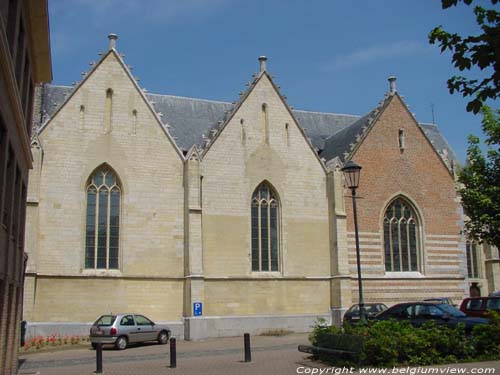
[170,337,177,368]
[96,343,103,374]
[244,333,251,362]
[20,321,27,347]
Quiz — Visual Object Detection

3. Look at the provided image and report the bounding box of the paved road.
[19,333,315,375]
[18,333,500,375]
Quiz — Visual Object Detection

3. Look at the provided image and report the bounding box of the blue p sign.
[193,302,203,316]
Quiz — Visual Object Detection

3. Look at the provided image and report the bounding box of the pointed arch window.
[466,240,480,279]
[251,182,279,272]
[383,197,420,272]
[85,166,121,269]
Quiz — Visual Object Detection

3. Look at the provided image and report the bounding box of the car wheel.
[158,330,169,345]
[115,336,128,350]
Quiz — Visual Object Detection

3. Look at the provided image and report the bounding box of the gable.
[37,50,183,160]
[202,72,327,173]
[352,94,455,182]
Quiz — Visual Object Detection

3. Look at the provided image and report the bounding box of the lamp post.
[341,160,366,324]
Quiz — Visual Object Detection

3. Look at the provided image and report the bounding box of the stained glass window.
[466,241,480,279]
[85,166,121,269]
[251,182,279,272]
[384,198,420,272]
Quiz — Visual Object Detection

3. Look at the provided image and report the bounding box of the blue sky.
[48,0,494,162]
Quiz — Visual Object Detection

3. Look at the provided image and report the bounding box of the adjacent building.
[0,0,51,374]
[23,34,498,341]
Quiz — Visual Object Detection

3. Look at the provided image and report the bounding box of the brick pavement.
[18,333,317,375]
[18,333,500,375]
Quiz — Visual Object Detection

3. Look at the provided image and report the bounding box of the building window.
[85,166,121,269]
[79,105,85,131]
[383,197,420,272]
[466,241,480,279]
[398,128,405,150]
[251,182,279,272]
[105,89,113,133]
[132,109,137,135]
[262,103,269,144]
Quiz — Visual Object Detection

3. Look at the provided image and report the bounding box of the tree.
[459,106,500,250]
[429,0,500,113]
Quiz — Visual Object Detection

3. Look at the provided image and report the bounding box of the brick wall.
[345,94,465,304]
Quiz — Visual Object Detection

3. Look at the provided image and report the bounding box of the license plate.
[95,330,103,335]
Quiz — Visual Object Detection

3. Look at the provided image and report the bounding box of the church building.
[23,34,498,340]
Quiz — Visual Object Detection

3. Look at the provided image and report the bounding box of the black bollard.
[170,337,177,368]
[96,343,103,374]
[244,333,251,362]
[20,321,27,347]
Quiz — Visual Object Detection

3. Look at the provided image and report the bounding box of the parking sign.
[193,302,202,316]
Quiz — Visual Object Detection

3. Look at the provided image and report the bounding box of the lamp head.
[341,160,362,189]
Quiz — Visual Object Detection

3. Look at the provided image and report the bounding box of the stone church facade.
[23,35,499,340]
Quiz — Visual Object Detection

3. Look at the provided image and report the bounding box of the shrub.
[472,311,500,359]
[308,317,491,367]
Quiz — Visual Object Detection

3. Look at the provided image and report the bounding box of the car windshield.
[94,315,116,326]
[348,305,360,313]
[438,304,466,318]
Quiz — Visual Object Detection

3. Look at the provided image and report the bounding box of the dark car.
[343,303,388,324]
[423,297,455,306]
[374,302,488,332]
[460,297,500,317]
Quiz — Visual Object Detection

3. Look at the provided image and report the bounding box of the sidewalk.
[18,333,500,375]
[18,333,314,375]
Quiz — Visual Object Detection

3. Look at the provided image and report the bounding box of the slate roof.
[35,84,459,171]
[145,93,233,150]
[292,110,359,150]
[38,84,73,126]
[420,123,460,169]
[36,84,360,152]
[320,112,374,162]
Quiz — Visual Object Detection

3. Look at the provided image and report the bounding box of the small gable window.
[251,182,280,272]
[398,128,405,150]
[383,197,420,272]
[105,88,113,133]
[132,109,138,135]
[262,103,269,144]
[85,165,121,269]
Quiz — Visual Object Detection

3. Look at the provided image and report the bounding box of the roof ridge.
[419,122,438,127]
[47,84,73,89]
[293,109,361,117]
[146,92,233,105]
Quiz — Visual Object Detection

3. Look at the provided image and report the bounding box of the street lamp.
[341,160,366,324]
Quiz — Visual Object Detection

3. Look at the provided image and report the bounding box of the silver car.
[90,313,171,350]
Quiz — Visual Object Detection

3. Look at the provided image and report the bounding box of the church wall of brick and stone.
[22,35,499,340]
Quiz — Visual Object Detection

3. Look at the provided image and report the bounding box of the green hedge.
[309,312,500,367]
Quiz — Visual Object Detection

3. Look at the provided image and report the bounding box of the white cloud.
[324,41,432,71]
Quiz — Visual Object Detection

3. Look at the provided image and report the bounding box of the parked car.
[489,291,500,297]
[460,297,500,317]
[423,297,455,306]
[374,302,488,332]
[343,303,388,324]
[90,313,171,350]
